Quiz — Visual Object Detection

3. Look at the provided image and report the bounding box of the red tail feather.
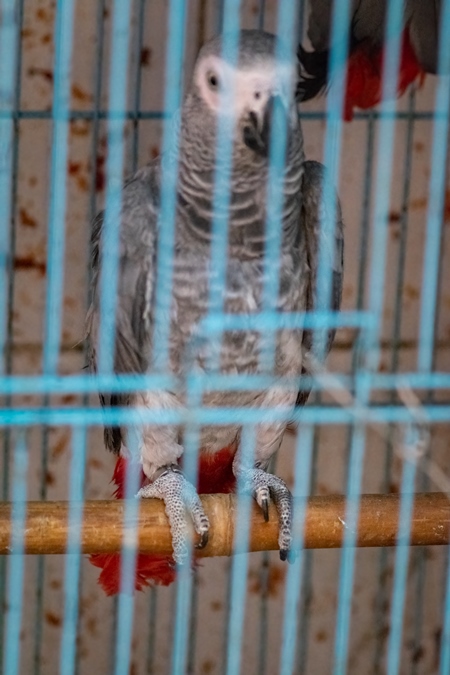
[89,551,177,595]
[89,445,236,595]
[344,27,425,121]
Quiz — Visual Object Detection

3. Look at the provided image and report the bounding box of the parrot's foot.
[236,466,293,562]
[137,466,209,565]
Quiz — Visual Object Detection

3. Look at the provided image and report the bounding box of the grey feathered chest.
[159,141,305,373]
[164,131,307,387]
[167,244,307,381]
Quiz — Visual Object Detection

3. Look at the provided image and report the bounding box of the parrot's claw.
[255,486,270,522]
[195,530,209,550]
[137,466,209,564]
[236,466,293,562]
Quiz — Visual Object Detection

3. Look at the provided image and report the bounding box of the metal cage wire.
[0,0,449,673]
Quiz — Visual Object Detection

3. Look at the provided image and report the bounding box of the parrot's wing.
[305,0,334,52]
[296,160,344,407]
[351,0,387,44]
[408,0,441,74]
[297,0,387,103]
[297,0,442,108]
[86,160,161,452]
[304,0,387,49]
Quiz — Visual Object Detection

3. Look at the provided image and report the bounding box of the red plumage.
[89,445,236,595]
[344,26,425,121]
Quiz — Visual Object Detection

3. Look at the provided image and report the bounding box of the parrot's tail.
[344,27,424,121]
[89,445,237,595]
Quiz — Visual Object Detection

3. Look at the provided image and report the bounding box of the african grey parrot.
[297,0,443,118]
[86,29,344,570]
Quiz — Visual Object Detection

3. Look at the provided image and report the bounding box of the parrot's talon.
[195,530,209,549]
[234,463,293,560]
[261,498,269,522]
[255,485,270,521]
[137,467,209,562]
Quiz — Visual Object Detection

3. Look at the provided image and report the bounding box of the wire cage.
[0,0,450,673]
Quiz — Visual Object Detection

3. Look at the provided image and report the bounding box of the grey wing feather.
[351,0,389,45]
[305,0,334,52]
[296,160,344,407]
[86,160,160,453]
[306,0,393,49]
[297,0,389,103]
[408,0,441,74]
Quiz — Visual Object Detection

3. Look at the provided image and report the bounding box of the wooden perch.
[0,493,448,556]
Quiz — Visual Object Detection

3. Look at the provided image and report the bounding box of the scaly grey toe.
[137,467,210,564]
[235,465,293,561]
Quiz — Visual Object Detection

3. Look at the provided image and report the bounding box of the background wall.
[1,0,449,673]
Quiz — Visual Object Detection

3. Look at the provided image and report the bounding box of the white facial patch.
[194,54,295,120]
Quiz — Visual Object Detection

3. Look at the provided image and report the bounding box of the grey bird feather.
[86,30,344,563]
[295,160,344,407]
[297,0,443,103]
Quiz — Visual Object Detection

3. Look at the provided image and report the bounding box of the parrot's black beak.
[243,95,287,158]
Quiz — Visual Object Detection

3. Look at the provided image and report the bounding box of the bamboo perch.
[0,493,448,556]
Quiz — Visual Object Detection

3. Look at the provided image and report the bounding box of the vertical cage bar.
[152,0,197,667]
[332,417,368,675]
[221,558,233,675]
[131,0,148,172]
[225,425,256,675]
[256,550,270,675]
[388,89,416,377]
[418,0,450,372]
[216,0,225,34]
[171,561,194,675]
[260,0,298,370]
[386,446,418,675]
[316,0,350,341]
[43,0,76,374]
[440,552,450,675]
[82,8,107,668]
[1,0,24,482]
[334,3,403,666]
[296,429,320,675]
[170,380,202,675]
[87,0,107,228]
[150,0,187,371]
[327,1,403,670]
[279,424,314,675]
[263,0,299,297]
[391,92,425,675]
[373,89,416,675]
[32,450,48,670]
[0,0,22,660]
[353,113,375,324]
[60,426,88,675]
[2,432,28,675]
[207,7,241,672]
[0,0,19,373]
[366,0,405,369]
[114,434,142,675]
[34,0,77,668]
[97,0,134,375]
[256,0,266,29]
[207,0,241,324]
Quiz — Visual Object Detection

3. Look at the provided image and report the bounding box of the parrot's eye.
[207,71,219,90]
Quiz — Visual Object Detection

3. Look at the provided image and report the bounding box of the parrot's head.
[185,30,299,163]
